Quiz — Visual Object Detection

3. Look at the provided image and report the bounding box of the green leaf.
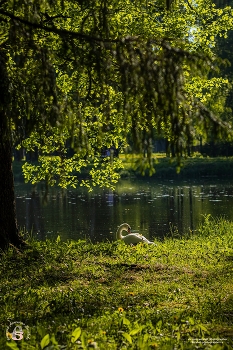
[81,330,88,348]
[122,332,132,344]
[143,333,149,343]
[129,328,141,336]
[6,342,20,350]
[122,317,131,326]
[156,319,162,330]
[199,324,208,332]
[40,334,50,349]
[71,327,81,343]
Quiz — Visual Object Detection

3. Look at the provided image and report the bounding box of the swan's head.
[119,222,131,233]
[124,223,131,233]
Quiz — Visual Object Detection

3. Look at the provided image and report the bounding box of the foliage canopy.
[1,0,233,188]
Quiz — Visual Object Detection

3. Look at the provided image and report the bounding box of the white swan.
[116,223,155,245]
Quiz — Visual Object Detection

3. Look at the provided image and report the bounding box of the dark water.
[15,178,233,243]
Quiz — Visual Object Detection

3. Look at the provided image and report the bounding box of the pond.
[15,178,233,243]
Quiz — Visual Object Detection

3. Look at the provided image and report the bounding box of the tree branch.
[0,9,180,48]
[0,9,139,44]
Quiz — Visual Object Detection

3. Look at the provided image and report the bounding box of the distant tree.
[0,0,233,250]
[214,0,233,110]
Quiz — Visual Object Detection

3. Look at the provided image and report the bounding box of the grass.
[1,216,233,349]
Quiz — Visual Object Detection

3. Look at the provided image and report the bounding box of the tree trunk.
[0,51,24,251]
[0,122,24,250]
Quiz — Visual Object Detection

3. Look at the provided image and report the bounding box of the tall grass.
[1,216,233,349]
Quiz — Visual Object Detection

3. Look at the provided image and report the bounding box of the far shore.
[13,155,233,183]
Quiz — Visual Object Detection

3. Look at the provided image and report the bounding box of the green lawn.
[1,215,233,349]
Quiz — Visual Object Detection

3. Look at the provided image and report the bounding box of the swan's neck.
[116,226,128,240]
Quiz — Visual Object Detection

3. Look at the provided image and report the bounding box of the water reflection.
[15,179,233,243]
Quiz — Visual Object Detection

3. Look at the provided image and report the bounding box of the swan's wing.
[141,237,150,243]
[141,237,156,244]
[123,233,156,245]
[123,233,144,244]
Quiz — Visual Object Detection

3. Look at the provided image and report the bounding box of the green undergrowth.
[1,215,233,349]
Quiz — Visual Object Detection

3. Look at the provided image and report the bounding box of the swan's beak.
[127,226,131,233]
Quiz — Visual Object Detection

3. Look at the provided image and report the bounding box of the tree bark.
[0,122,24,251]
[0,51,24,251]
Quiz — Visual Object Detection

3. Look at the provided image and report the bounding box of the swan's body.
[116,223,155,245]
